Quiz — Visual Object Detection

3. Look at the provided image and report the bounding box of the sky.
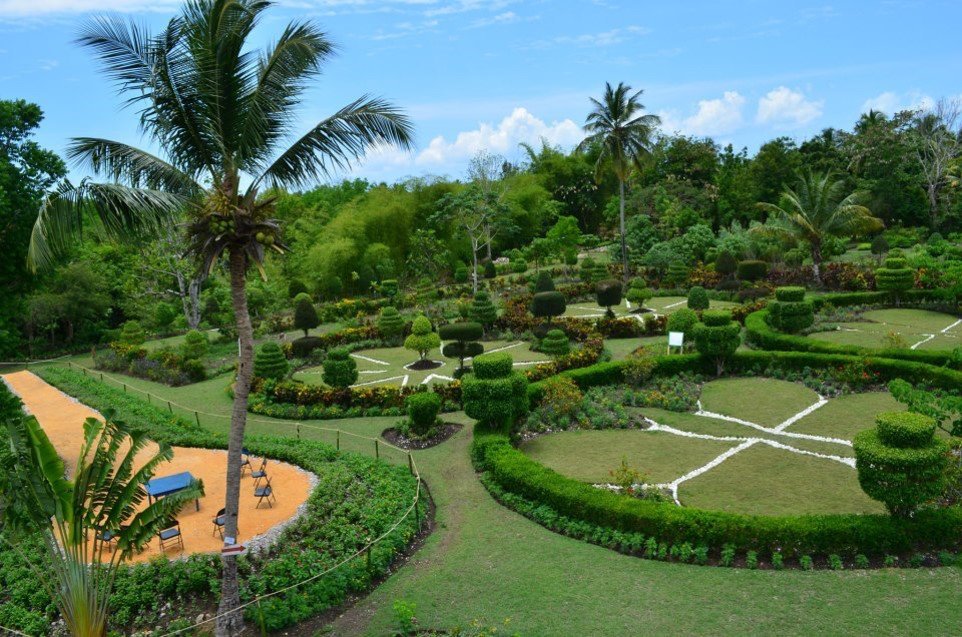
[1,0,960,186]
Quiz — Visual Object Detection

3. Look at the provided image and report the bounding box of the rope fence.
[4,359,434,637]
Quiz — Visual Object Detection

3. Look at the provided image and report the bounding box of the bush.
[290,336,324,358]
[511,258,528,273]
[693,311,740,376]
[254,342,289,380]
[404,315,441,361]
[322,348,358,388]
[288,279,308,298]
[463,353,529,431]
[540,329,571,357]
[534,271,555,292]
[470,291,498,330]
[118,320,146,346]
[665,261,690,287]
[715,251,737,278]
[181,330,209,360]
[737,260,769,282]
[378,306,405,344]
[687,286,709,311]
[454,265,469,283]
[531,291,566,324]
[871,235,889,257]
[666,308,698,340]
[483,260,497,279]
[854,412,949,517]
[405,391,442,437]
[625,278,653,308]
[596,279,623,317]
[293,293,319,337]
[768,287,814,334]
[775,286,806,302]
[876,249,915,303]
[416,277,437,304]
[439,321,484,373]
[580,257,598,283]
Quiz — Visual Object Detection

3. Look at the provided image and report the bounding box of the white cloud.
[756,86,823,127]
[659,91,746,136]
[0,0,179,15]
[470,10,519,28]
[529,25,650,49]
[861,90,934,114]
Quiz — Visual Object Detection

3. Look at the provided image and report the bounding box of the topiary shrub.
[439,321,484,375]
[254,342,289,380]
[687,285,709,311]
[534,271,555,293]
[870,235,889,259]
[783,248,805,267]
[531,291,566,326]
[511,258,528,273]
[181,329,209,361]
[470,291,498,332]
[853,412,949,517]
[404,315,441,362]
[288,279,308,298]
[715,251,737,279]
[664,261,690,287]
[291,336,324,358]
[540,329,571,357]
[322,348,358,388]
[463,352,529,431]
[876,249,915,305]
[580,257,607,283]
[118,320,146,346]
[416,277,437,304]
[483,260,497,279]
[596,279,623,318]
[768,286,814,334]
[405,391,442,438]
[737,259,769,282]
[625,278,653,309]
[454,265,469,284]
[378,306,405,345]
[293,293,319,337]
[380,279,399,297]
[693,310,741,376]
[666,308,698,341]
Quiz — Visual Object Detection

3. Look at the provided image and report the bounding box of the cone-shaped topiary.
[118,320,146,346]
[540,328,571,357]
[483,260,497,279]
[853,411,948,517]
[534,271,555,293]
[876,249,914,305]
[665,261,690,287]
[293,293,319,337]
[380,279,399,297]
[579,257,597,283]
[687,285,709,311]
[181,329,210,360]
[416,277,437,304]
[404,315,441,361]
[469,291,498,331]
[439,321,484,374]
[322,348,358,388]
[378,306,405,344]
[462,352,529,431]
[254,342,289,380]
[693,310,741,376]
[596,279,623,318]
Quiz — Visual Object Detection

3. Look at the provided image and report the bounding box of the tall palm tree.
[756,170,882,285]
[26,2,413,633]
[577,82,660,278]
[1,413,201,637]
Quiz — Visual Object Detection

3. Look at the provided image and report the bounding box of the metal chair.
[240,448,252,476]
[212,508,227,538]
[250,459,268,486]
[254,477,276,509]
[158,519,184,552]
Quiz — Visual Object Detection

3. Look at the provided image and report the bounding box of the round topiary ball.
[687,285,709,311]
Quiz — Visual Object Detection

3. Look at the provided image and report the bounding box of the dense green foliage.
[531,291,566,323]
[875,249,916,301]
[693,310,741,375]
[254,342,289,380]
[687,286,709,310]
[439,321,484,373]
[469,291,498,331]
[595,280,623,317]
[666,308,699,340]
[854,412,949,517]
[378,306,406,345]
[540,329,571,357]
[768,287,814,333]
[404,315,441,361]
[322,348,359,388]
[405,391,442,437]
[293,293,320,337]
[463,353,529,430]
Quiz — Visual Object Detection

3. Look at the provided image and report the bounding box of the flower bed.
[94,343,207,386]
[14,368,424,635]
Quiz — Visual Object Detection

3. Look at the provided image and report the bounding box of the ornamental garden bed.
[382,423,464,450]
[806,308,961,351]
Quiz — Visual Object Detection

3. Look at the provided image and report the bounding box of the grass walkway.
[37,359,962,636]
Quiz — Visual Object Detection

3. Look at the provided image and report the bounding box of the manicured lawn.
[519,429,736,484]
[786,391,905,439]
[808,308,961,351]
[604,336,666,360]
[698,377,820,427]
[292,340,550,387]
[680,443,884,516]
[564,296,740,319]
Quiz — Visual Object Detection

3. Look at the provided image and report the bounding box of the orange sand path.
[2,371,312,562]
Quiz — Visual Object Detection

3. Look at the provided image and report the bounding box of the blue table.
[147,472,201,511]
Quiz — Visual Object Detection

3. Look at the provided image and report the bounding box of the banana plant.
[1,411,202,637]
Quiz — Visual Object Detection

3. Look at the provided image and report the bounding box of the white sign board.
[668,331,685,348]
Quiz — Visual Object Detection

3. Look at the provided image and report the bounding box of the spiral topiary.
[378,306,405,345]
[254,342,289,380]
[540,329,571,357]
[875,249,915,305]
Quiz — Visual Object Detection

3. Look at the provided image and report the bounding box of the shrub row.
[26,368,422,634]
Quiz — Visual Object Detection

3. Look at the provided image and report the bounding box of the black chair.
[254,477,276,509]
[158,519,184,552]
[240,448,252,476]
[250,459,268,486]
[212,508,227,538]
[97,528,119,552]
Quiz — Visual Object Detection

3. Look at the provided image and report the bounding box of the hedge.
[22,368,422,634]
[744,310,962,369]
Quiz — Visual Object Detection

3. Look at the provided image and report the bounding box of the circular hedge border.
[473,351,962,569]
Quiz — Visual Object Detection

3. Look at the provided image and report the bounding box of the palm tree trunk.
[216,249,252,637]
[811,240,823,287]
[619,179,628,280]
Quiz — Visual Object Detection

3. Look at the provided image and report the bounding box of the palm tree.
[577,82,660,278]
[26,2,413,633]
[756,170,882,285]
[1,413,201,637]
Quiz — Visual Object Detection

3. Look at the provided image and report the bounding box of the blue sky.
[1,0,960,185]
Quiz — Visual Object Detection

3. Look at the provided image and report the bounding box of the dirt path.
[2,370,312,562]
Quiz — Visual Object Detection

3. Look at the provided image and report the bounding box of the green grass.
[680,443,884,516]
[519,429,736,484]
[808,308,961,351]
[786,392,905,439]
[565,297,739,319]
[31,358,962,636]
[604,336,666,360]
[698,377,820,427]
